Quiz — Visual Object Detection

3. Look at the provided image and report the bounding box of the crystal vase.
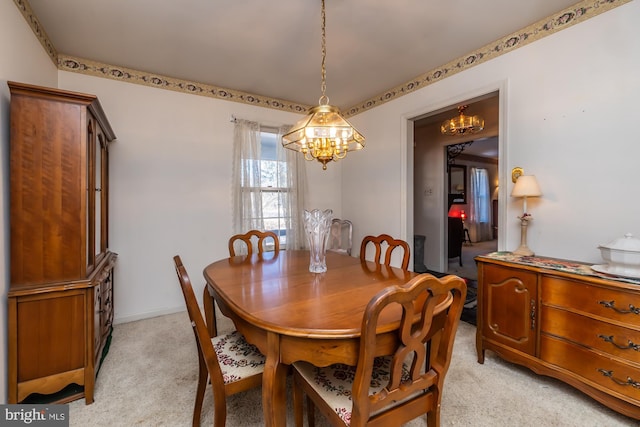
[303,209,333,273]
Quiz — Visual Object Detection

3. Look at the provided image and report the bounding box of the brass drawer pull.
[598,335,640,351]
[530,299,536,330]
[597,369,640,388]
[598,300,640,315]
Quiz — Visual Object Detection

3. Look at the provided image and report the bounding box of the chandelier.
[282,0,365,170]
[441,105,484,136]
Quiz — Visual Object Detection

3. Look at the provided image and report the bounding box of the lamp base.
[512,245,534,256]
[513,219,534,256]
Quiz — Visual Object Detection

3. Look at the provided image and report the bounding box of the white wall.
[57,73,341,323]
[344,1,640,267]
[0,0,59,405]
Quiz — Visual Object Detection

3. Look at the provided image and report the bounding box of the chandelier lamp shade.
[281,0,365,170]
[441,105,484,136]
[282,104,365,170]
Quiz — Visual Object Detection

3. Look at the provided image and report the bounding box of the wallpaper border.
[14,0,631,117]
[346,0,631,115]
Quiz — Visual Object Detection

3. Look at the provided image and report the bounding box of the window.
[468,167,493,242]
[241,130,291,246]
[232,119,306,252]
[472,168,490,223]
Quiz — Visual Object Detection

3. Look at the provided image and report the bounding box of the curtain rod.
[230,115,281,133]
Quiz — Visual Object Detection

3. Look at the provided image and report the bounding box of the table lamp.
[510,175,542,256]
[448,204,465,219]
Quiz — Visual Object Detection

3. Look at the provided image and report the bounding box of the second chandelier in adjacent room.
[441,105,484,136]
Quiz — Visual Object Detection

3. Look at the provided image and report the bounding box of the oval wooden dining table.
[203,249,449,426]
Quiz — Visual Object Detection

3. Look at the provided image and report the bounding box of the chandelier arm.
[303,150,315,162]
[334,150,347,160]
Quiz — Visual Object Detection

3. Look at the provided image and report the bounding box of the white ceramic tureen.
[594,233,640,278]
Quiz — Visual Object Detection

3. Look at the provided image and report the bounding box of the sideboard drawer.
[542,276,640,326]
[541,334,640,403]
[541,305,640,364]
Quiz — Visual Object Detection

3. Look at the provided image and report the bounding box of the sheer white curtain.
[231,119,307,252]
[274,125,307,251]
[232,119,263,237]
[467,167,493,242]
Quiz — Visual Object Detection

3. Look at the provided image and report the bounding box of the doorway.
[445,138,498,280]
[410,91,501,279]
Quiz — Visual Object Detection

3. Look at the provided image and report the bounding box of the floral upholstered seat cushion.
[293,356,423,425]
[212,330,265,384]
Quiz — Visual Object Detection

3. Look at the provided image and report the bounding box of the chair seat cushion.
[212,331,265,384]
[294,357,422,425]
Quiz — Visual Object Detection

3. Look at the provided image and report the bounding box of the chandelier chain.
[320,0,328,105]
[280,0,365,170]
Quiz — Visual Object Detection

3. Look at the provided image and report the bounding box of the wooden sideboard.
[7,81,117,404]
[476,253,640,420]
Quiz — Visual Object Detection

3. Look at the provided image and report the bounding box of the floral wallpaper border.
[56,54,311,114]
[345,0,631,116]
[14,0,631,116]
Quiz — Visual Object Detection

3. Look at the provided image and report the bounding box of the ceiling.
[26,0,581,111]
[456,137,499,160]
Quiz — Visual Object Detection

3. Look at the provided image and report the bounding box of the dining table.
[203,249,446,426]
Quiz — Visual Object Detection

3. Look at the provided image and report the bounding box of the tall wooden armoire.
[7,81,118,404]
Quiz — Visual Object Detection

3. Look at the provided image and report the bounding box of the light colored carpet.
[68,311,635,426]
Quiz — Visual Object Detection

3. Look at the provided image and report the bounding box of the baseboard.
[114,306,185,325]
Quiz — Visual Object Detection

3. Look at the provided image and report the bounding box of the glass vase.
[303,209,333,273]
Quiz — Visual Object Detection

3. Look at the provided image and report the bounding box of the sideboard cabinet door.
[477,262,537,362]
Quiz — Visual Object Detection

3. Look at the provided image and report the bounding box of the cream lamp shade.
[511,175,542,214]
[510,175,542,198]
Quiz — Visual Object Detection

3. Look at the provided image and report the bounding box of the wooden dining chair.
[173,255,265,427]
[328,218,353,256]
[204,229,280,336]
[359,234,410,270]
[228,229,279,257]
[292,273,467,427]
